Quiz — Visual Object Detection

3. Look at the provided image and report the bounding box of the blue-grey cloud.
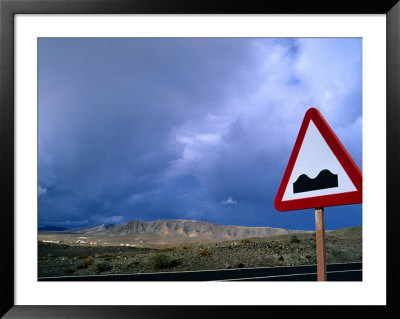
[38,38,362,230]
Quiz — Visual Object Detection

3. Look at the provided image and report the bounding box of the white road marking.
[218,269,362,281]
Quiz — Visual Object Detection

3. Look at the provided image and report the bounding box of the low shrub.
[83,257,94,266]
[76,263,87,269]
[240,238,252,244]
[149,253,180,270]
[94,261,112,274]
[197,249,210,257]
[61,267,76,274]
[290,235,301,244]
[77,257,94,269]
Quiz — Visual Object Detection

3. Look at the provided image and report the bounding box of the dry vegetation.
[38,226,361,278]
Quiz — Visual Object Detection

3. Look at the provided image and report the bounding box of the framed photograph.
[1,0,399,318]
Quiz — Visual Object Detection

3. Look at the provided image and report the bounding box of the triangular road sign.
[274,107,362,211]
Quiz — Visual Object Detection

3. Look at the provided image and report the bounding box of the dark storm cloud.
[38,38,362,229]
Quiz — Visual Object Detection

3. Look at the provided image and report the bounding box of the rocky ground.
[38,226,362,278]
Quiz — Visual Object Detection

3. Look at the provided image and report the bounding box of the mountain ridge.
[39,218,310,243]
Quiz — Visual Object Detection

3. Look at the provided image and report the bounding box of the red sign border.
[274,108,362,211]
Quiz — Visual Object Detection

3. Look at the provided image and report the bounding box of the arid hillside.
[38,226,361,278]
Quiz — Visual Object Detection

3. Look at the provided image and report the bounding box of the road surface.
[38,262,362,281]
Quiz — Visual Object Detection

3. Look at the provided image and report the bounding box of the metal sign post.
[315,207,327,281]
[274,108,362,282]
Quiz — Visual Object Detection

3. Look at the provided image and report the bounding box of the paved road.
[38,262,362,281]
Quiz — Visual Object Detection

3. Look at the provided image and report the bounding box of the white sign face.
[282,121,357,201]
[274,107,362,211]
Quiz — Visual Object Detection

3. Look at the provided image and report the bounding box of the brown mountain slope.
[327,226,362,238]
[53,219,309,243]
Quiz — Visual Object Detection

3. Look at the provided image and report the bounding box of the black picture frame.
[1,0,399,318]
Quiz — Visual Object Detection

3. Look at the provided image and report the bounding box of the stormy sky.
[38,38,362,230]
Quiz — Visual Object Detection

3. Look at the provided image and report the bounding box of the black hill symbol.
[293,169,338,194]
